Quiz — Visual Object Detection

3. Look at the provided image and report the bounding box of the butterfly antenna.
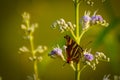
[84,41,92,48]
[62,61,67,67]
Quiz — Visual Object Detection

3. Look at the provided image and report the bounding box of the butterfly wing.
[64,35,83,63]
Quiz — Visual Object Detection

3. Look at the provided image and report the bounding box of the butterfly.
[64,35,84,63]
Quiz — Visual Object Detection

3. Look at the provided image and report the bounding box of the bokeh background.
[0,0,120,80]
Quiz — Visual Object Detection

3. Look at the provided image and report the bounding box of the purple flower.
[49,47,63,58]
[83,15,91,23]
[91,15,103,24]
[80,10,108,29]
[84,52,94,61]
[82,11,91,23]
[80,11,91,30]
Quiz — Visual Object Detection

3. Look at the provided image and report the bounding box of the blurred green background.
[0,0,120,80]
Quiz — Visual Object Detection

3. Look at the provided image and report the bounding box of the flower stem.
[34,60,39,80]
[80,65,87,72]
[74,0,81,80]
[29,29,39,80]
[75,63,80,80]
[78,30,86,43]
[70,29,77,41]
[75,0,80,39]
[22,12,40,80]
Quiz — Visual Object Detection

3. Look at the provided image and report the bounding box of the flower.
[91,11,104,24]
[19,46,29,53]
[50,48,62,56]
[84,52,94,61]
[82,49,96,70]
[49,47,65,60]
[81,11,91,30]
[80,11,109,30]
[91,11,109,26]
[91,15,103,23]
[95,52,110,62]
[22,12,30,22]
[51,18,76,33]
[35,45,47,53]
[83,11,91,22]
[103,74,110,80]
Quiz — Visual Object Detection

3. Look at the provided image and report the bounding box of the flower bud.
[21,24,27,30]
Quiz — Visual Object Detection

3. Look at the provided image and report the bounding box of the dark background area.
[0,0,120,80]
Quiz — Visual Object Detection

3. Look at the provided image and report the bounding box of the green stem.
[34,60,39,80]
[75,63,80,80]
[74,0,81,80]
[75,0,80,39]
[78,30,86,43]
[30,36,39,80]
[29,35,39,80]
[80,65,87,72]
[70,29,77,41]
[23,13,39,80]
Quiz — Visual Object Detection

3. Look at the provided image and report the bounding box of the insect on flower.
[64,35,84,63]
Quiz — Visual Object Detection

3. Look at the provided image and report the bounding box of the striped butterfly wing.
[64,35,83,63]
